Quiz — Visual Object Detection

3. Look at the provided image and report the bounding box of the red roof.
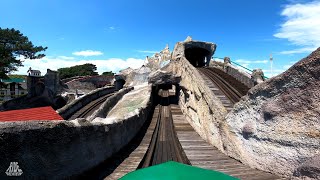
[0,106,64,122]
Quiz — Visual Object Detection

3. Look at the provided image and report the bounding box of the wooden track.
[171,105,285,180]
[76,106,158,180]
[68,93,114,120]
[139,90,190,168]
[198,69,234,111]
[198,67,250,111]
[75,67,284,179]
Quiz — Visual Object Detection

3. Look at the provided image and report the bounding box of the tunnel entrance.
[152,83,180,106]
[185,47,211,67]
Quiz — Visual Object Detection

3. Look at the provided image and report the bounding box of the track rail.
[198,67,249,104]
[139,90,190,168]
[68,93,114,120]
[77,90,190,179]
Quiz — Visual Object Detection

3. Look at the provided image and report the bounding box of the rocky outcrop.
[123,65,152,86]
[148,70,181,86]
[172,36,216,67]
[223,48,320,178]
[146,44,171,71]
[88,87,133,121]
[165,58,228,151]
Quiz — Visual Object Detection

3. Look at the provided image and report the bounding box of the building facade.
[0,78,28,102]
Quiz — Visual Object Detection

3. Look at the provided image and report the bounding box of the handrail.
[212,57,269,79]
[230,60,254,73]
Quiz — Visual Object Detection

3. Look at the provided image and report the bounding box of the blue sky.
[1,0,319,77]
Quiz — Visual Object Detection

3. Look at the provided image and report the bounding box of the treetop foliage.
[0,28,47,79]
[58,63,99,79]
[102,71,115,76]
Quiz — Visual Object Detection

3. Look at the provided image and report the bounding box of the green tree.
[58,63,99,79]
[102,71,114,76]
[0,28,47,79]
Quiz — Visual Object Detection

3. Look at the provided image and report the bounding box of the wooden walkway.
[198,70,234,111]
[77,106,158,180]
[103,106,159,179]
[171,105,284,180]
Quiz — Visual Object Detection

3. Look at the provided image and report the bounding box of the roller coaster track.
[76,76,282,179]
[68,93,114,120]
[198,67,250,110]
[139,90,190,168]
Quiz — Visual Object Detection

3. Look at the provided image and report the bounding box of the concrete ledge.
[210,62,253,88]
[88,87,134,121]
[0,89,152,179]
[225,64,253,88]
[57,86,115,119]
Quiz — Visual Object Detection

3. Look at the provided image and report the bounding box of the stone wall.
[57,86,115,119]
[224,64,254,88]
[61,76,88,83]
[0,88,153,179]
[165,58,228,151]
[65,75,114,89]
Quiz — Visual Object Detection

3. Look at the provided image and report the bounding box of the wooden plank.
[171,104,285,180]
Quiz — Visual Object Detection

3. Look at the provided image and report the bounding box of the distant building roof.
[0,106,64,122]
[0,78,25,83]
[28,70,41,73]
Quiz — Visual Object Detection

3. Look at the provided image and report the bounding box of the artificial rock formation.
[146,44,171,70]
[223,48,320,179]
[166,38,228,153]
[172,36,216,67]
[148,70,181,86]
[123,65,151,86]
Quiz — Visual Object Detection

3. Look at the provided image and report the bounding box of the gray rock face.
[165,57,228,153]
[172,37,216,67]
[223,48,320,178]
[294,155,320,179]
[146,44,171,71]
[251,68,265,85]
[123,66,151,86]
[148,70,181,86]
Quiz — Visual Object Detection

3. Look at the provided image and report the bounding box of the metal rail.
[68,93,114,120]
[139,90,190,168]
[198,68,242,104]
[198,67,250,104]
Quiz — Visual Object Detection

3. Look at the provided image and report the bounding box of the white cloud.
[57,56,75,60]
[72,50,103,57]
[278,47,317,54]
[235,59,269,64]
[262,69,287,78]
[15,56,145,75]
[109,26,115,30]
[137,50,159,54]
[274,1,320,54]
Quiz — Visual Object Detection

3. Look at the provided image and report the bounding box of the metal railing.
[212,57,269,79]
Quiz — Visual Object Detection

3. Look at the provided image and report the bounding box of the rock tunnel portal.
[185,47,211,67]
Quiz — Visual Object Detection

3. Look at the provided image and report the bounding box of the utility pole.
[270,53,273,77]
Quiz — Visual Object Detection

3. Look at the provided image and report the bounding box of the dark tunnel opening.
[185,47,211,67]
